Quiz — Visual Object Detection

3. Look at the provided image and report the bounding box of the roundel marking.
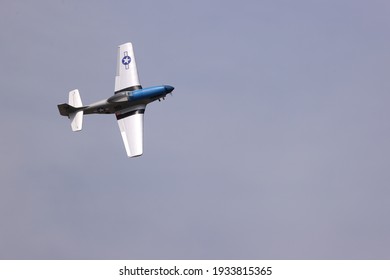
[122,55,131,65]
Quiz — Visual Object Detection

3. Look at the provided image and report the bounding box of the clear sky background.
[1,0,389,259]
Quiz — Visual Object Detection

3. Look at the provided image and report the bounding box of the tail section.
[68,90,83,131]
[69,89,83,108]
[57,89,84,132]
[69,110,83,131]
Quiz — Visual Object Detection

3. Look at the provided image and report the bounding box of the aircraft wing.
[116,105,146,157]
[115,42,142,93]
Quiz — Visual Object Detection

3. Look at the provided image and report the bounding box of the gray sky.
[1,0,390,259]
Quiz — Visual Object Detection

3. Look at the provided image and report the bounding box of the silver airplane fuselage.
[83,85,174,115]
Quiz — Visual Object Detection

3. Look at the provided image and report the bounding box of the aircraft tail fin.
[57,89,84,132]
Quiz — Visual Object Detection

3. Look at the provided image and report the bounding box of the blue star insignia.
[122,56,131,65]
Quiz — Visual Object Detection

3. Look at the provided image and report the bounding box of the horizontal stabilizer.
[57,89,85,131]
[69,89,83,107]
[68,90,83,131]
[70,110,83,131]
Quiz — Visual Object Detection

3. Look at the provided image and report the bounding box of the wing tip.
[127,152,143,158]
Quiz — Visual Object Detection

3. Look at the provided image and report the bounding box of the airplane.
[57,42,175,158]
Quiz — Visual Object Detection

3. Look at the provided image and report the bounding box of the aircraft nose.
[164,85,175,93]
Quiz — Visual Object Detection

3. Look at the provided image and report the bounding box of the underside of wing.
[116,105,146,157]
[115,42,142,93]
